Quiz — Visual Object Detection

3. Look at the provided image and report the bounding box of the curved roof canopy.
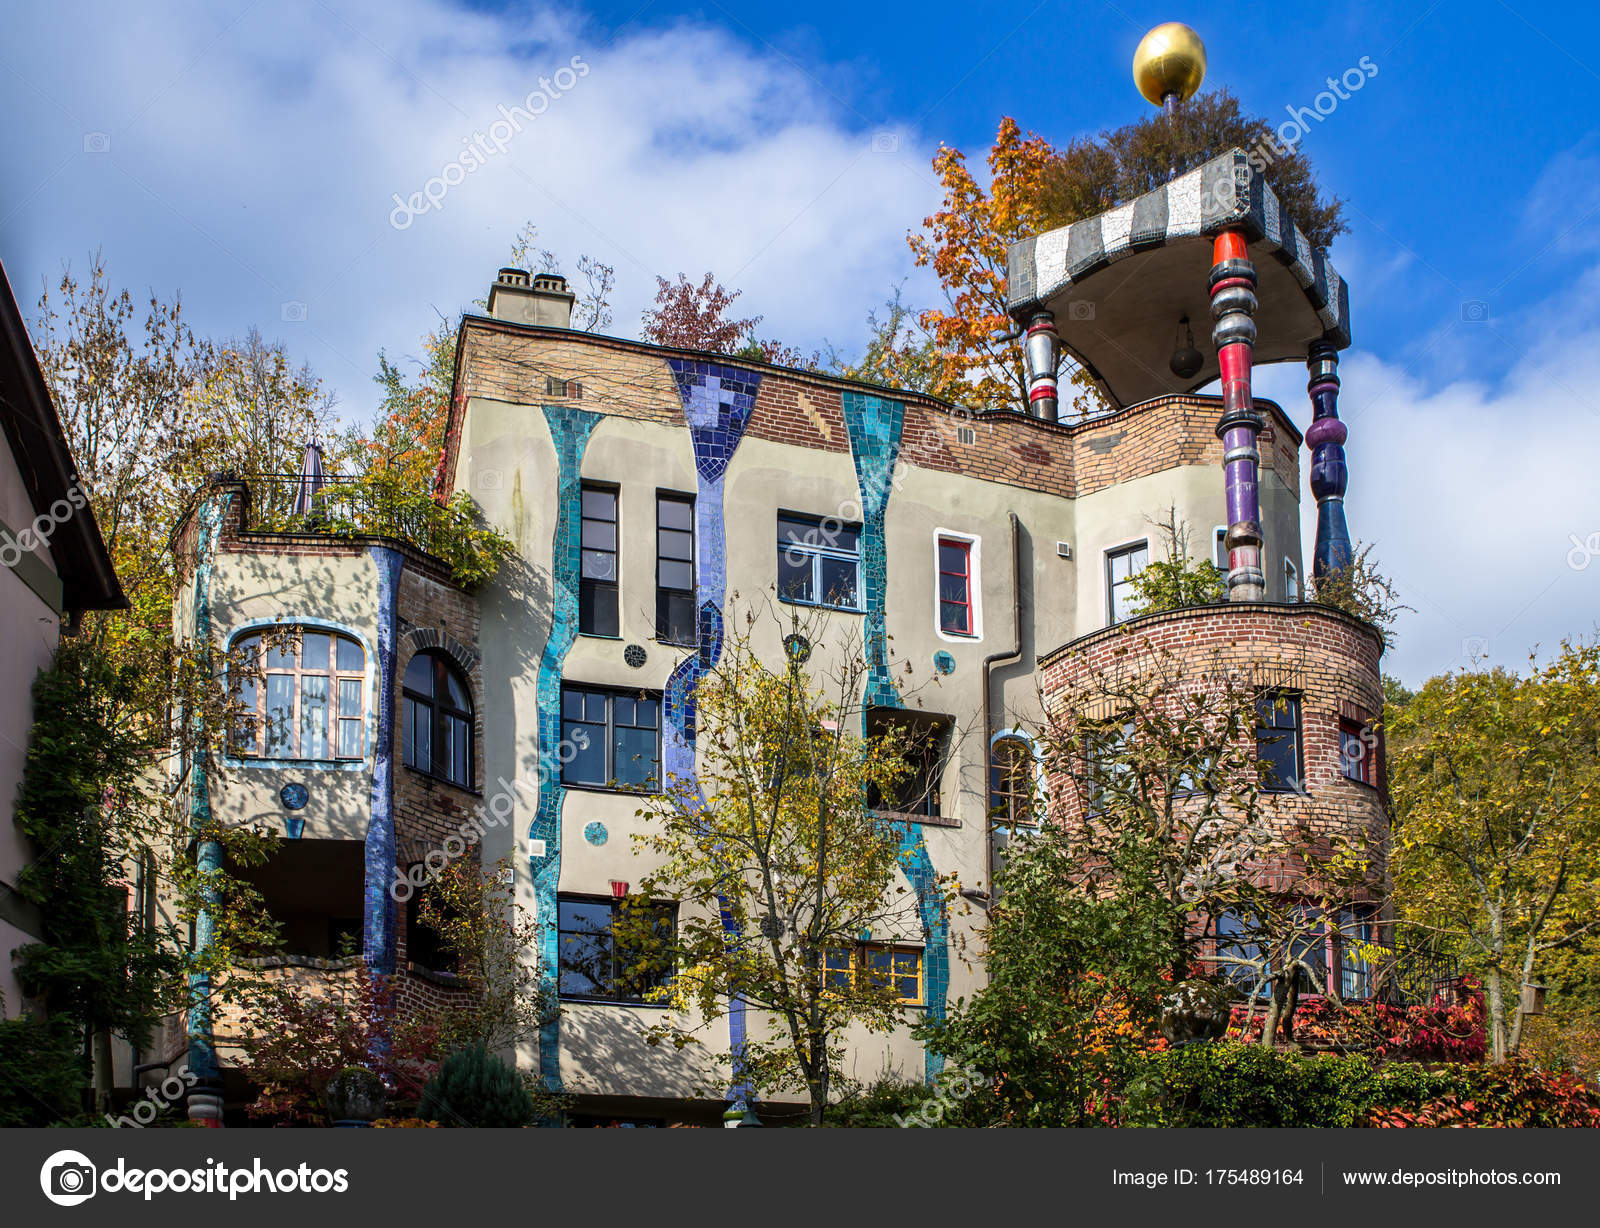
[1006,147,1350,411]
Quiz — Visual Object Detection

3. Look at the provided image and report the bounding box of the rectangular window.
[655,493,696,646]
[236,630,366,761]
[1106,540,1150,624]
[560,685,661,791]
[866,708,950,818]
[1256,690,1303,793]
[821,943,924,1006]
[937,537,974,636]
[1084,718,1135,814]
[557,895,676,1003]
[777,513,862,611]
[1338,905,1378,1000]
[1214,526,1228,570]
[580,484,619,637]
[1340,719,1375,785]
[1284,558,1300,603]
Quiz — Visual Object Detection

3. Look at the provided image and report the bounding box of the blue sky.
[2,0,1598,683]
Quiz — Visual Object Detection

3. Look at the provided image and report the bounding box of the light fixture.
[1169,315,1204,380]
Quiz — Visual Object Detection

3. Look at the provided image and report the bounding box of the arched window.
[403,651,474,787]
[989,735,1038,835]
[233,628,366,761]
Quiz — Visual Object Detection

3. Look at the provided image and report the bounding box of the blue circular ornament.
[584,821,608,847]
[280,782,309,810]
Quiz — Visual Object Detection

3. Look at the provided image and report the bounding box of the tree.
[1310,541,1411,647]
[823,284,945,396]
[640,272,762,354]
[1387,643,1600,1063]
[1126,505,1227,615]
[624,604,953,1125]
[909,98,1347,416]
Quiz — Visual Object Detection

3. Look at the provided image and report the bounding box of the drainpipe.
[980,513,1024,899]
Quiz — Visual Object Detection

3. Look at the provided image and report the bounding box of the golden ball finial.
[1133,23,1207,107]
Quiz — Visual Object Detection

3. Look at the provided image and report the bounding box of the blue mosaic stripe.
[532,404,603,1094]
[364,545,403,976]
[839,390,949,1082]
[664,358,761,1100]
[186,491,230,1086]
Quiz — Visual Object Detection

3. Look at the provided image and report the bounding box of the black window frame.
[1255,689,1304,793]
[865,707,951,819]
[579,482,620,638]
[655,491,697,647]
[560,684,663,793]
[402,650,475,790]
[556,894,677,1005]
[1105,539,1150,625]
[776,511,864,613]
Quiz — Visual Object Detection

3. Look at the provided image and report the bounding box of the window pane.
[581,489,616,520]
[336,636,364,672]
[657,497,694,532]
[659,560,693,591]
[584,692,608,721]
[659,590,696,645]
[236,634,261,664]
[613,726,658,788]
[301,632,330,672]
[580,581,619,636]
[562,690,585,720]
[301,674,329,759]
[939,573,968,603]
[778,516,821,546]
[444,668,469,711]
[819,556,858,608]
[938,541,967,575]
[658,528,693,561]
[558,900,614,997]
[581,549,617,581]
[614,696,635,726]
[940,601,969,634]
[404,653,433,695]
[777,551,814,602]
[265,675,295,757]
[581,517,616,551]
[404,696,429,771]
[826,524,860,553]
[337,717,363,759]
[447,714,469,785]
[634,698,657,727]
[336,677,361,721]
[234,676,258,753]
[562,720,606,784]
[266,640,296,671]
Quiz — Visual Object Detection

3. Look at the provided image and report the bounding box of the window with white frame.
[1213,526,1228,570]
[1284,558,1300,602]
[233,628,366,761]
[1105,541,1150,625]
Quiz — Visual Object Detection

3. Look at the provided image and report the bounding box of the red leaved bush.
[1228,980,1487,1062]
[1369,1062,1600,1128]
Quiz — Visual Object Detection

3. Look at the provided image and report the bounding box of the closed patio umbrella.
[291,438,325,519]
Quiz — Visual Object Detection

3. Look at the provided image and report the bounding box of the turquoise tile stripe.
[531,404,602,1095]
[839,391,948,1081]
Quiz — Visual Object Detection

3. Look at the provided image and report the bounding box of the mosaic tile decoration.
[185,490,230,1087]
[584,820,608,847]
[364,545,404,977]
[531,403,603,1095]
[840,390,949,1082]
[664,358,762,1101]
[933,650,956,676]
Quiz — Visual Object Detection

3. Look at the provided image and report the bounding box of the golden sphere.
[1133,23,1207,107]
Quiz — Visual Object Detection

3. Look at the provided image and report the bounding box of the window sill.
[560,781,663,797]
[224,755,366,772]
[406,962,466,989]
[872,809,960,829]
[778,596,865,615]
[577,632,624,641]
[403,764,482,797]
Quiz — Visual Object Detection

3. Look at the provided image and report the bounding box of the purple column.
[1305,340,1353,580]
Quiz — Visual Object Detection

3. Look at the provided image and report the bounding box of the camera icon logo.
[83,132,111,154]
[1461,635,1491,663]
[476,468,503,490]
[40,1149,97,1206]
[1068,300,1096,321]
[870,130,898,154]
[280,300,308,322]
[1461,300,1489,322]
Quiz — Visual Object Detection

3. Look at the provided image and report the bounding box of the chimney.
[487,267,575,329]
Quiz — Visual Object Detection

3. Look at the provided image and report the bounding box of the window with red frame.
[1339,719,1376,785]
[938,537,973,636]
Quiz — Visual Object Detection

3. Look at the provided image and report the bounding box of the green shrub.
[418,1044,534,1128]
[0,1016,86,1126]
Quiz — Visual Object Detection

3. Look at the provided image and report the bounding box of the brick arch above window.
[400,625,480,678]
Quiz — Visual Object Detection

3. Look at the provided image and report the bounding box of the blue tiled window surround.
[222,619,375,772]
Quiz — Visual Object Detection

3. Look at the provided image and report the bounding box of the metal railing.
[238,472,472,562]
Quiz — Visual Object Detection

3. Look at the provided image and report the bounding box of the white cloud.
[1,1,1595,684]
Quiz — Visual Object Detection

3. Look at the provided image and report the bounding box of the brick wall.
[447,321,1303,504]
[1039,602,1388,872]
